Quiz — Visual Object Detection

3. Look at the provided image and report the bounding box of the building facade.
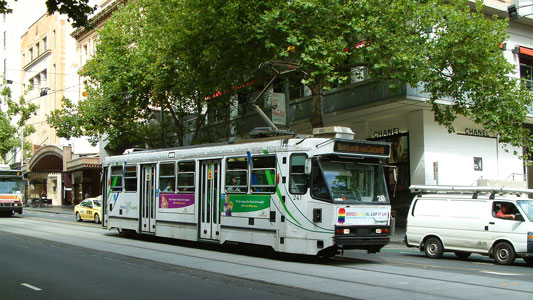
[15,2,106,206]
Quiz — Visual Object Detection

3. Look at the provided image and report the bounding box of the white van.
[405,185,533,265]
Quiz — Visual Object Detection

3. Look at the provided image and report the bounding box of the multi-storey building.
[15,2,104,206]
[0,0,46,166]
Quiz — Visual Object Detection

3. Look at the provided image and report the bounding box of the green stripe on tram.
[263,151,302,226]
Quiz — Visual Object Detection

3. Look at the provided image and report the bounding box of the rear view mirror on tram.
[304,158,312,175]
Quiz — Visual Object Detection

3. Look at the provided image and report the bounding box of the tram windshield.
[314,159,389,204]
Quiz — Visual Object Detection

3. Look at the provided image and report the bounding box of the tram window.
[226,157,247,193]
[110,166,123,192]
[311,159,331,202]
[124,165,137,192]
[177,161,194,192]
[159,162,175,193]
[290,154,308,194]
[251,156,276,194]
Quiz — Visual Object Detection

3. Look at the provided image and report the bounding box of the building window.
[36,42,40,56]
[82,44,88,65]
[42,37,47,51]
[521,63,533,90]
[29,48,33,61]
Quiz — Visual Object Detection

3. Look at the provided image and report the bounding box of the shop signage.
[372,127,400,138]
[271,93,286,126]
[461,128,490,137]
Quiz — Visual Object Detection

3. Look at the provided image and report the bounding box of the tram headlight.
[529,232,533,240]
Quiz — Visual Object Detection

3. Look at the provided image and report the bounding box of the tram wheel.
[317,246,338,258]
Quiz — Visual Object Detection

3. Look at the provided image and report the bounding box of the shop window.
[159,162,175,193]
[226,157,247,193]
[177,161,194,192]
[290,154,308,194]
[124,165,137,192]
[251,156,276,193]
[110,166,123,192]
[520,52,533,91]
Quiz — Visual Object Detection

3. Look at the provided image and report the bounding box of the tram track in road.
[342,249,530,275]
[1,218,533,300]
[326,255,532,294]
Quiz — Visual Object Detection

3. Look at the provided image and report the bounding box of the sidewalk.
[24,205,74,215]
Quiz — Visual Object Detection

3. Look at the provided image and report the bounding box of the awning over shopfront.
[27,145,63,173]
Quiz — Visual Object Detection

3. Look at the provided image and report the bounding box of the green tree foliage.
[255,0,533,156]
[0,0,95,28]
[0,80,37,162]
[49,0,274,149]
[49,0,533,157]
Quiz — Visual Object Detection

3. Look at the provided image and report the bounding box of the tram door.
[199,160,221,240]
[140,164,156,233]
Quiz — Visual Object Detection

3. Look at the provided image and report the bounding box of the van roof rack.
[410,185,533,196]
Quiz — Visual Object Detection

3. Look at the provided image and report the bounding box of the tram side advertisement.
[336,206,390,226]
[222,194,270,218]
[159,193,195,214]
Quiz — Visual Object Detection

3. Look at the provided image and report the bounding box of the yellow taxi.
[74,196,102,223]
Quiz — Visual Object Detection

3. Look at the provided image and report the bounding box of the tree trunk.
[309,80,324,129]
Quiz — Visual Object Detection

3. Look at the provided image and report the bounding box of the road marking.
[21,283,42,291]
[473,262,493,266]
[480,271,521,276]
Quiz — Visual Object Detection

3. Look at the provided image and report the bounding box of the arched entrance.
[26,145,64,206]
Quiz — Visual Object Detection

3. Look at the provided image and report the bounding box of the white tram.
[101,128,392,256]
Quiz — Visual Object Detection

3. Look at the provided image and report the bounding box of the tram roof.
[103,136,391,164]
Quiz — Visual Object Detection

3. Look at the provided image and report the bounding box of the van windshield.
[517,200,533,222]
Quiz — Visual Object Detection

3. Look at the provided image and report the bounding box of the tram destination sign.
[334,141,390,157]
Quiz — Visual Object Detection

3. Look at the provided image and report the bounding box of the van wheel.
[424,237,444,259]
[94,213,100,224]
[454,251,471,259]
[75,212,82,222]
[494,242,516,265]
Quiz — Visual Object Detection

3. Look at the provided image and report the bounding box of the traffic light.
[508,4,519,20]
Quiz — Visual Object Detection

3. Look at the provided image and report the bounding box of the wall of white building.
[369,109,527,187]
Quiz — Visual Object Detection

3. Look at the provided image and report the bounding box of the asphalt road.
[0,229,341,300]
[2,211,533,299]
